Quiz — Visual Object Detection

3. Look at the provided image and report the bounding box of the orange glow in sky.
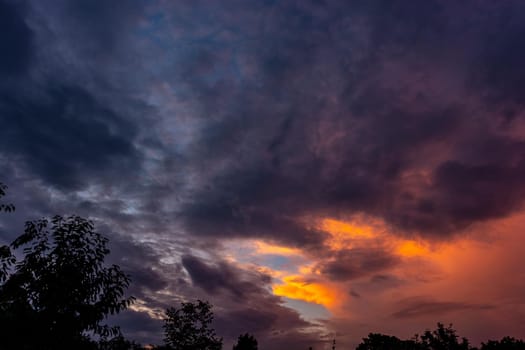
[226,216,445,310]
[320,218,377,239]
[224,212,525,344]
[253,240,303,256]
[318,217,379,251]
[272,275,340,308]
[395,240,431,257]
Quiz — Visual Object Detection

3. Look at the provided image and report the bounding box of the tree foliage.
[232,333,258,350]
[357,324,475,350]
[97,335,144,350]
[481,337,525,350]
[0,182,15,212]
[357,333,422,350]
[0,215,134,349]
[163,299,223,350]
[419,323,470,350]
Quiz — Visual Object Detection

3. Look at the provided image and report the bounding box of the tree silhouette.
[0,182,15,282]
[98,335,144,350]
[0,215,134,350]
[163,299,223,350]
[419,323,470,350]
[357,333,422,350]
[232,333,258,350]
[481,337,525,350]
[356,324,477,350]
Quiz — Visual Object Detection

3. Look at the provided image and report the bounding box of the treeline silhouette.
[357,324,525,350]
[1,182,524,350]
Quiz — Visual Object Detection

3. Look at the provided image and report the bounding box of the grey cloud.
[0,84,140,189]
[393,297,494,319]
[317,249,400,281]
[108,236,169,295]
[182,254,269,299]
[109,310,164,345]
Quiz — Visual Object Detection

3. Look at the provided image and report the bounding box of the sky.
[1,0,525,348]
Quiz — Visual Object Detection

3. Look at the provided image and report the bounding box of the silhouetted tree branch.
[0,182,15,213]
[233,333,258,350]
[163,299,222,350]
[0,215,135,350]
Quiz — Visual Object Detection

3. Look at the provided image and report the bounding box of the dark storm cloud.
[174,0,525,241]
[109,310,164,345]
[185,198,326,248]
[317,248,400,281]
[0,84,139,189]
[26,0,146,61]
[465,1,525,106]
[0,0,148,191]
[4,0,525,347]
[182,254,269,299]
[0,0,33,76]
[108,236,169,294]
[432,159,525,226]
[60,0,144,52]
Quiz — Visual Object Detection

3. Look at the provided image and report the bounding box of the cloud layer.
[2,0,525,348]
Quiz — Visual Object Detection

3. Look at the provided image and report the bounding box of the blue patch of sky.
[283,298,331,320]
[258,254,304,273]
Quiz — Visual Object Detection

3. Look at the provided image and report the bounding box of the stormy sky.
[2,0,525,348]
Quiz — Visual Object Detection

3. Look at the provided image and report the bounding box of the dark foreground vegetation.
[1,182,524,350]
[357,325,525,350]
